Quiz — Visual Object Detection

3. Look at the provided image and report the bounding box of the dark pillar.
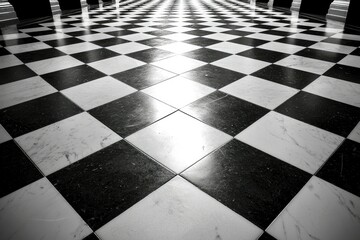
[87,0,99,4]
[257,0,269,3]
[300,0,333,15]
[346,0,360,28]
[57,0,82,10]
[273,0,293,8]
[8,0,52,20]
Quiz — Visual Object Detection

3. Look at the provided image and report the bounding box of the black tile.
[324,64,360,84]
[258,232,277,240]
[127,48,175,63]
[275,91,360,137]
[83,233,100,240]
[0,140,43,198]
[295,48,346,63]
[182,139,311,229]
[42,65,106,90]
[181,64,245,89]
[15,48,66,63]
[322,38,360,47]
[66,30,97,37]
[222,30,253,36]
[182,91,269,136]
[91,38,129,47]
[71,48,120,63]
[0,37,39,47]
[146,30,174,36]
[182,48,230,63]
[137,37,176,47]
[0,65,37,85]
[317,139,360,197]
[183,37,221,47]
[48,140,174,230]
[252,64,319,89]
[276,37,316,47]
[45,38,84,47]
[89,92,174,137]
[262,29,293,36]
[27,30,57,36]
[238,48,289,62]
[0,93,83,137]
[112,65,175,90]
[183,29,213,36]
[350,48,360,56]
[0,47,10,56]
[106,30,137,37]
[230,37,268,47]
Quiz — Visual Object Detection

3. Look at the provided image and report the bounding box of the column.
[8,0,53,20]
[326,0,350,23]
[86,0,99,4]
[273,0,293,8]
[300,0,333,15]
[57,0,81,10]
[346,0,360,27]
[290,0,302,11]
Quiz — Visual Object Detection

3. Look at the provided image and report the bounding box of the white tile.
[56,42,101,54]
[97,176,262,240]
[0,33,30,41]
[130,26,158,33]
[162,33,197,41]
[119,33,155,41]
[236,112,344,174]
[309,42,356,54]
[0,124,11,144]
[0,76,57,109]
[142,76,215,108]
[207,42,252,54]
[76,33,113,41]
[274,27,306,33]
[276,55,335,75]
[151,55,206,74]
[157,42,200,54]
[304,76,360,108]
[62,77,136,110]
[348,122,360,144]
[106,42,150,54]
[15,112,121,175]
[27,56,83,75]
[331,33,360,41]
[221,76,298,110]
[338,55,360,68]
[212,55,271,74]
[0,178,92,240]
[92,26,123,33]
[34,33,72,41]
[258,42,305,54]
[6,42,52,54]
[202,26,229,32]
[126,112,231,173]
[267,176,360,240]
[247,33,283,41]
[204,33,239,41]
[0,55,23,69]
[164,26,193,32]
[288,33,327,42]
[88,56,145,75]
[19,27,51,33]
[239,27,267,33]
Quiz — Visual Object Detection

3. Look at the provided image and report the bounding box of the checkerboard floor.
[1,0,360,239]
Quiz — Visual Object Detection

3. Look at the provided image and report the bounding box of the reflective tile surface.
[1,0,360,239]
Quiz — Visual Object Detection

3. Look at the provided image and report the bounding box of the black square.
[0,65,37,85]
[295,48,346,63]
[276,37,315,47]
[0,48,11,56]
[41,65,106,90]
[183,37,221,47]
[137,37,175,47]
[230,37,268,47]
[145,30,175,37]
[0,37,39,47]
[0,93,83,137]
[316,139,360,197]
[127,48,175,63]
[262,30,293,36]
[0,140,43,198]
[89,91,174,137]
[275,91,360,137]
[48,141,174,230]
[15,48,66,63]
[222,30,253,36]
[106,30,137,37]
[324,64,360,84]
[182,48,230,63]
[252,64,319,89]
[112,65,175,90]
[45,38,84,47]
[71,48,120,63]
[91,38,130,47]
[182,139,311,229]
[181,64,245,89]
[350,48,360,56]
[182,91,269,136]
[238,48,289,62]
[183,30,213,36]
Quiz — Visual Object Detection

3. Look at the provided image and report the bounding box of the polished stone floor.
[0,0,360,239]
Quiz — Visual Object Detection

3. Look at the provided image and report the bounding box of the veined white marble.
[6,42,52,54]
[212,55,271,74]
[275,55,335,75]
[89,56,146,75]
[151,55,206,74]
[106,42,151,54]
[97,176,262,240]
[258,42,305,54]
[27,56,84,75]
[267,176,360,240]
[157,42,200,54]
[119,33,156,41]
[126,112,231,173]
[309,42,356,54]
[304,76,360,108]
[220,76,298,110]
[297,21,323,27]
[207,42,252,54]
[56,42,101,55]
[0,55,23,69]
[76,33,113,41]
[0,124,11,144]
[348,122,360,144]
[247,33,283,41]
[61,76,136,111]
[339,55,360,68]
[15,112,121,176]
[0,178,92,240]
[0,76,57,109]
[142,76,214,109]
[236,112,344,174]
[288,33,328,42]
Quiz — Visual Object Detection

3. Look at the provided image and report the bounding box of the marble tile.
[0,76,57,109]
[303,76,360,108]
[27,56,84,75]
[163,33,197,41]
[331,33,360,41]
[205,33,239,41]
[157,42,201,54]
[212,55,271,74]
[220,76,298,110]
[206,42,252,54]
[76,33,113,41]
[106,42,150,54]
[126,112,232,173]
[247,33,283,41]
[6,42,52,54]
[151,55,206,74]
[288,33,327,42]
[267,176,360,240]
[0,178,92,240]
[236,111,344,174]
[276,55,335,75]
[34,33,72,42]
[61,76,136,110]
[0,55,23,69]
[309,42,356,54]
[258,42,305,54]
[0,124,11,144]
[97,176,262,240]
[88,56,146,75]
[338,55,360,68]
[0,33,30,41]
[56,42,101,54]
[15,112,121,176]
[119,33,155,41]
[348,122,360,144]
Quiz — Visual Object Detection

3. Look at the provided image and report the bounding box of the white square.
[212,55,271,74]
[88,56,146,75]
[106,42,150,54]
[0,124,11,144]
[258,42,305,54]
[246,33,283,41]
[207,42,252,54]
[338,55,360,68]
[157,42,200,54]
[27,56,83,75]
[119,33,155,41]
[6,42,51,54]
[348,122,360,143]
[151,55,206,74]
[0,55,23,69]
[276,55,335,75]
[205,33,239,41]
[162,33,197,41]
[56,42,101,54]
[309,42,356,54]
[76,33,113,41]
